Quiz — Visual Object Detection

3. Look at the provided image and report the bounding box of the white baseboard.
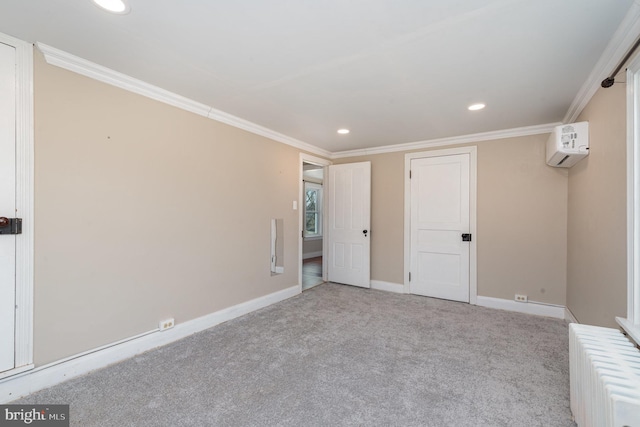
[302,251,323,260]
[0,285,300,403]
[565,307,579,324]
[475,296,566,319]
[370,280,405,294]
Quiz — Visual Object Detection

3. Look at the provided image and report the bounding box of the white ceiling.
[0,0,635,153]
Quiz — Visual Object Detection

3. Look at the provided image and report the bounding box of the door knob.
[0,217,8,227]
[363,230,368,237]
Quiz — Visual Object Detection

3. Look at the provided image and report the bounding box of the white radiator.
[569,323,640,427]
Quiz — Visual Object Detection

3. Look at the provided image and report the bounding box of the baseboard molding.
[370,280,405,294]
[565,307,579,324]
[302,251,323,260]
[0,285,300,403]
[475,296,566,319]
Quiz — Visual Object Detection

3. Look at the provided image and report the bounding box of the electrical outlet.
[515,294,528,303]
[159,318,175,331]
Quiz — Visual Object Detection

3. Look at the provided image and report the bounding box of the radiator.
[569,323,640,427]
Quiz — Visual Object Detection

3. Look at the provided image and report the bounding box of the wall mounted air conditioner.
[546,121,589,168]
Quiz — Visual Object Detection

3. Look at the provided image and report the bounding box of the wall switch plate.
[159,318,175,331]
[515,294,528,303]
[293,201,297,210]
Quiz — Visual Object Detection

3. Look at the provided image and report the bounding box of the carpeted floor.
[14,283,575,426]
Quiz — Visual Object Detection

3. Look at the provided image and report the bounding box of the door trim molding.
[403,147,477,303]
[0,33,34,374]
[299,154,331,291]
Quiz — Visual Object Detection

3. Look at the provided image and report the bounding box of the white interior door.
[410,154,470,302]
[327,162,371,288]
[0,41,17,373]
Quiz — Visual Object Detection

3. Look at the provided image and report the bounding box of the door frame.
[0,32,34,379]
[299,153,331,292]
[404,147,477,304]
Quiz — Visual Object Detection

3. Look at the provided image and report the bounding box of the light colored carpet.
[15,283,575,426]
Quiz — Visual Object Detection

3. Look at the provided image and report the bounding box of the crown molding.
[36,43,332,159]
[34,38,611,161]
[563,2,640,123]
[330,122,560,159]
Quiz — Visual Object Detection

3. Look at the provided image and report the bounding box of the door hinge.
[0,217,22,235]
[409,170,412,179]
[409,272,412,282]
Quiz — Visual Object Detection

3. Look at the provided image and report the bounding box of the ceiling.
[0,0,635,153]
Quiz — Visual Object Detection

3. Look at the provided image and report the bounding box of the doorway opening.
[299,154,331,292]
[302,161,324,290]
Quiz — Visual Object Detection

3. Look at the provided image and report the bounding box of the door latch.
[461,233,472,242]
[0,217,22,235]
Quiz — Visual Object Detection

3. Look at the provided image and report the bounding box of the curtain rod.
[601,36,640,88]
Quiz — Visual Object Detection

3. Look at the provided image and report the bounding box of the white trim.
[564,3,640,124]
[475,296,566,319]
[618,48,640,343]
[616,317,640,346]
[403,147,478,304]
[627,55,639,326]
[302,251,323,260]
[0,285,300,403]
[299,154,332,292]
[565,307,579,324]
[332,123,558,159]
[0,365,33,382]
[469,148,478,305]
[35,43,332,159]
[0,33,34,377]
[370,280,404,294]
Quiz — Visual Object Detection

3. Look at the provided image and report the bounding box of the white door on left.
[327,162,371,288]
[0,41,17,373]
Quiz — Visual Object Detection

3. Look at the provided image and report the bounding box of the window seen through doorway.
[304,182,322,237]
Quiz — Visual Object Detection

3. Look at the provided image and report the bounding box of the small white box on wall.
[546,121,589,168]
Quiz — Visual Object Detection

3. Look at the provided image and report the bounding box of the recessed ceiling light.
[92,0,130,14]
[337,129,350,134]
[468,103,486,111]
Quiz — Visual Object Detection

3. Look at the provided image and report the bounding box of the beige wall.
[566,82,627,328]
[335,134,569,304]
[303,238,323,257]
[33,51,304,365]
